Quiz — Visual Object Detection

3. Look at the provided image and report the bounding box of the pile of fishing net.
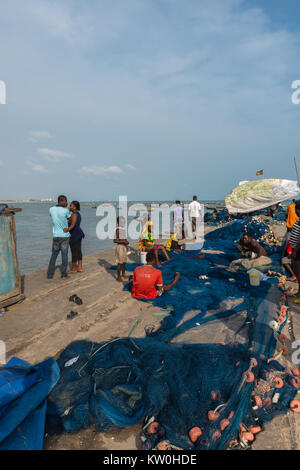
[204,209,242,226]
[45,218,299,450]
[243,216,279,248]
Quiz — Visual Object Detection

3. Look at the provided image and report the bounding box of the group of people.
[283,199,300,301]
[114,196,202,299]
[47,195,300,303]
[47,195,85,279]
[233,199,300,302]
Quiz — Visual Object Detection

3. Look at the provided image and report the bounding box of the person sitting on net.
[131,252,180,300]
[139,220,170,268]
[236,232,267,259]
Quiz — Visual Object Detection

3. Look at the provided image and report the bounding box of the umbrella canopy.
[225,178,300,214]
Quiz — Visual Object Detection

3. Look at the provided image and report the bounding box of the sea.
[12,201,224,274]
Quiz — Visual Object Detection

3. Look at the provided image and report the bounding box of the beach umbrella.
[225,178,300,214]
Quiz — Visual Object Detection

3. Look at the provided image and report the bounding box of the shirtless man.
[236,233,267,258]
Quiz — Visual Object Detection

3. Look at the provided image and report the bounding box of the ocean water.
[13,201,224,274]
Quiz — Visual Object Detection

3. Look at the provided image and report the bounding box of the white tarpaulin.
[225,179,300,214]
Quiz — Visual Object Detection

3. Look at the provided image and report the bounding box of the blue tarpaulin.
[0,357,60,450]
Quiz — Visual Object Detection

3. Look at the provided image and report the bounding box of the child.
[114,216,129,282]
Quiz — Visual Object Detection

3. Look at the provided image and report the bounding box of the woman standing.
[64,201,85,273]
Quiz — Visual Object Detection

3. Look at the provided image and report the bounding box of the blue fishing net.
[46,217,298,450]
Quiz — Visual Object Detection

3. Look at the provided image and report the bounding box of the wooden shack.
[0,206,24,308]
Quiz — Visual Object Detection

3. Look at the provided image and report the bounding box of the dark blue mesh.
[46,217,298,449]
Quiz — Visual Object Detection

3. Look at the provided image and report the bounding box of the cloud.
[28,131,53,143]
[1,0,300,200]
[126,163,137,170]
[81,165,124,176]
[27,161,49,173]
[37,147,72,161]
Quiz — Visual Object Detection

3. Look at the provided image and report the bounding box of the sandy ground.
[1,222,299,450]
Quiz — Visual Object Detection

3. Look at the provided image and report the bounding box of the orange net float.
[244,371,255,383]
[249,425,262,435]
[280,305,288,314]
[208,410,220,421]
[240,431,255,442]
[290,377,300,388]
[290,400,300,412]
[263,397,272,407]
[273,377,284,389]
[228,411,234,421]
[278,345,288,355]
[147,421,160,435]
[276,316,285,325]
[220,419,230,431]
[251,358,258,368]
[212,430,221,441]
[278,333,288,344]
[188,427,202,443]
[291,368,300,377]
[253,395,263,408]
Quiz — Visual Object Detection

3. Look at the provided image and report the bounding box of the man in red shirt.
[132,252,180,300]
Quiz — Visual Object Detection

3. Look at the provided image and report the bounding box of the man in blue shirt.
[47,195,71,279]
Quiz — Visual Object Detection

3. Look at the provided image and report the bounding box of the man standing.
[173,200,184,239]
[188,195,202,239]
[47,195,71,279]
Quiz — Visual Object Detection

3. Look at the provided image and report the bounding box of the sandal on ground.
[69,294,83,305]
[67,310,78,319]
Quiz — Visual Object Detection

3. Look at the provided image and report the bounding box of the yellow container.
[249,272,260,286]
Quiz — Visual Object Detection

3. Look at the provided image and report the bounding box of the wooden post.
[294,157,300,188]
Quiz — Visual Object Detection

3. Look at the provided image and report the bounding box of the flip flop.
[69,294,83,305]
[67,310,78,319]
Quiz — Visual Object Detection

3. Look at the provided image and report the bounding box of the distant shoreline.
[0,200,55,203]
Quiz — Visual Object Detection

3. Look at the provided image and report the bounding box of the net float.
[220,419,230,431]
[208,410,220,421]
[290,377,300,388]
[290,400,300,412]
[278,334,288,344]
[253,395,262,407]
[273,377,284,389]
[240,431,254,442]
[251,358,258,368]
[249,425,261,435]
[228,411,234,421]
[244,371,255,383]
[212,430,221,441]
[291,368,299,376]
[279,346,288,355]
[263,397,272,407]
[276,316,285,325]
[147,421,159,435]
[188,427,202,443]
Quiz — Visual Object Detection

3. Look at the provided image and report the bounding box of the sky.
[1,0,300,201]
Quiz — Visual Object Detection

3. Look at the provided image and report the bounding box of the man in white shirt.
[188,195,202,239]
